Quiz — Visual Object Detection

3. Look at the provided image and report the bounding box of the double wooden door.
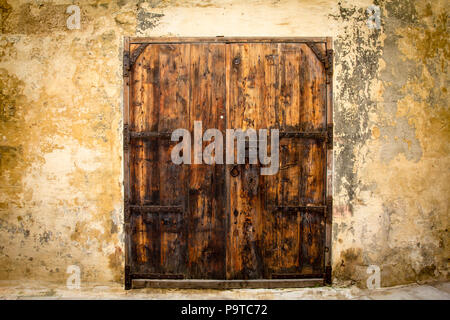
[123,38,333,288]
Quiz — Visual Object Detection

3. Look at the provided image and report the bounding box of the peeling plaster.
[0,0,448,287]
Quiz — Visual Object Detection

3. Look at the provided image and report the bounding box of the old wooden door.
[123,38,333,289]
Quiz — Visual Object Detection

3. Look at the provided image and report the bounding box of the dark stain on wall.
[137,10,164,32]
[0,0,12,33]
[330,2,383,208]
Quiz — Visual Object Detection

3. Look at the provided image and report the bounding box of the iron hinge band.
[325,49,333,83]
[326,124,333,149]
[123,51,130,77]
[324,266,332,285]
[326,197,333,220]
[125,265,132,290]
[123,124,130,149]
[124,197,130,222]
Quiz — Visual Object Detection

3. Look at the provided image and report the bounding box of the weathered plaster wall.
[0,0,448,287]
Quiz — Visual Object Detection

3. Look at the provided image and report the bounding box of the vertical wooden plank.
[156,44,190,275]
[133,45,153,206]
[225,43,232,280]
[274,139,301,273]
[298,44,326,131]
[128,44,148,274]
[260,44,279,129]
[129,44,163,275]
[300,211,325,274]
[227,42,244,279]
[259,44,280,277]
[158,44,190,205]
[298,140,326,205]
[279,43,301,131]
[129,43,191,277]
[264,44,302,276]
[227,43,253,279]
[261,42,327,277]
[144,44,161,206]
[129,44,163,208]
[148,212,162,274]
[130,213,148,272]
[298,43,327,275]
[129,44,144,206]
[158,211,185,274]
[227,43,280,279]
[129,44,153,270]
[187,43,227,279]
[277,44,302,206]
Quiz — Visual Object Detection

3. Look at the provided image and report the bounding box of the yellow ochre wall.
[0,0,448,287]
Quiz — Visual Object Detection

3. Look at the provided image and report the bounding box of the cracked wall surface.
[0,0,448,287]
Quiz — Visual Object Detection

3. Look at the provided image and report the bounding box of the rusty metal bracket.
[123,124,130,150]
[326,124,333,150]
[123,51,130,77]
[130,43,149,68]
[275,206,327,214]
[326,197,333,220]
[130,131,172,139]
[129,205,183,213]
[325,49,333,83]
[324,266,332,285]
[124,197,130,223]
[306,43,326,64]
[131,273,184,280]
[280,131,327,141]
[123,43,149,77]
[324,196,333,285]
[125,265,132,290]
[272,273,324,279]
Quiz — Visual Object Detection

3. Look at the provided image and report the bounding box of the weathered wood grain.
[188,43,227,279]
[126,39,330,283]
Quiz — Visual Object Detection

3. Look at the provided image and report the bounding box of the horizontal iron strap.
[130,131,172,139]
[272,273,325,279]
[279,131,327,140]
[274,206,326,213]
[129,205,183,213]
[130,131,327,140]
[130,273,184,280]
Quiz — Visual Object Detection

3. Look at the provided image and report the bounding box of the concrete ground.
[0,280,449,300]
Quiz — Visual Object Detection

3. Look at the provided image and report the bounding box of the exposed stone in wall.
[0,0,447,287]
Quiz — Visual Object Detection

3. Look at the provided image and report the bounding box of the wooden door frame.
[122,37,333,289]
